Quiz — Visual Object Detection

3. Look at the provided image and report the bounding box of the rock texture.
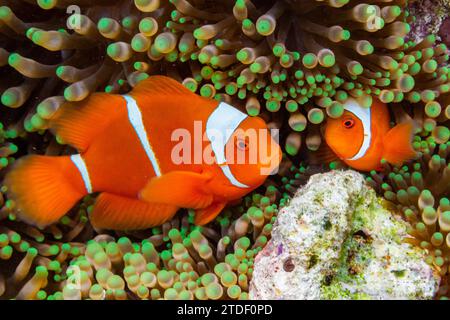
[407,0,450,43]
[250,170,440,300]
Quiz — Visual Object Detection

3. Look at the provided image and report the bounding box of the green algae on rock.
[407,0,450,44]
[365,133,450,298]
[250,170,440,300]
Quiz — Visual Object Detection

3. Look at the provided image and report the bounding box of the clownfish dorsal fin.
[382,121,417,166]
[139,171,214,209]
[130,76,198,100]
[50,93,125,152]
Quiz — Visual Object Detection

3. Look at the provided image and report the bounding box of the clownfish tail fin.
[382,121,418,166]
[3,155,87,228]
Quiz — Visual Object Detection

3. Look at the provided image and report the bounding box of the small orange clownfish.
[4,76,281,230]
[324,98,417,171]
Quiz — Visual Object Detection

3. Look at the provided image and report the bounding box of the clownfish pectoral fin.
[90,192,178,230]
[382,121,418,166]
[195,202,227,225]
[308,142,341,167]
[139,171,214,209]
[50,93,124,152]
[3,155,86,228]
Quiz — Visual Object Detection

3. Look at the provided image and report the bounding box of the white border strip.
[70,154,92,193]
[206,102,248,165]
[206,102,249,188]
[123,95,162,176]
[343,98,372,161]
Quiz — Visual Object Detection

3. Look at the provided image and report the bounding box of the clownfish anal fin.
[90,192,178,230]
[382,121,417,166]
[50,93,124,152]
[139,171,214,209]
[195,202,227,225]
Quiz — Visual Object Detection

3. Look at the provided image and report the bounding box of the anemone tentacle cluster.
[365,132,450,299]
[0,0,449,157]
[0,185,280,300]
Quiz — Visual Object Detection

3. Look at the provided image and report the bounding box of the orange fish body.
[5,76,281,230]
[324,98,416,171]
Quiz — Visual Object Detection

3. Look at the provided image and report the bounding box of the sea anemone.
[0,184,280,300]
[1,0,449,156]
[0,0,449,300]
[365,131,450,299]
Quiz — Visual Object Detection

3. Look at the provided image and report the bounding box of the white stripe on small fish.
[343,98,372,161]
[70,154,92,193]
[206,102,249,188]
[122,94,162,177]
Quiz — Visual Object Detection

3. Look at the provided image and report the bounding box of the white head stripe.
[206,102,248,165]
[122,95,162,177]
[206,102,249,188]
[70,154,92,193]
[343,98,372,161]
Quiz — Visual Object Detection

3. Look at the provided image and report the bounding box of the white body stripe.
[122,95,162,177]
[70,154,92,193]
[343,98,372,161]
[220,165,249,188]
[206,102,249,188]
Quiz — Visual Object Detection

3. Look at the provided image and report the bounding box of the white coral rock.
[250,170,440,300]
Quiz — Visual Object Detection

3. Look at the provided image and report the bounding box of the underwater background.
[0,0,449,300]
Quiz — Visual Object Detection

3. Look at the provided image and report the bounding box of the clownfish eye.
[236,138,249,151]
[342,118,355,129]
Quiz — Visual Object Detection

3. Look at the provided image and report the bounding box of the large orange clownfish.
[324,98,417,171]
[4,76,281,230]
